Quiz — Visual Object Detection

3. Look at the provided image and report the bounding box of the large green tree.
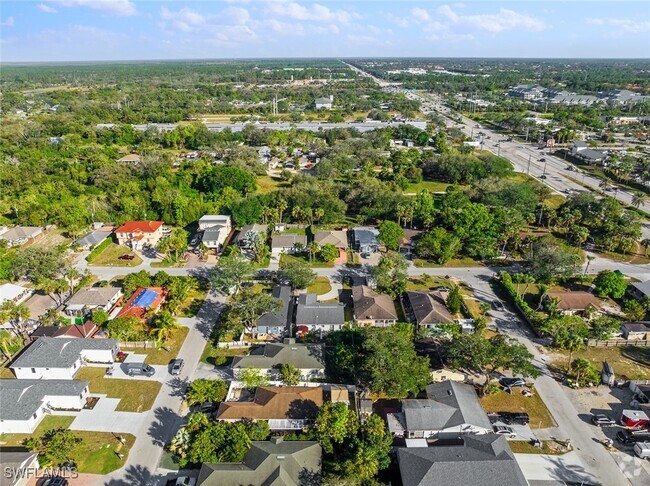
[210,253,254,295]
[186,379,228,406]
[377,220,404,251]
[593,270,627,298]
[280,258,316,290]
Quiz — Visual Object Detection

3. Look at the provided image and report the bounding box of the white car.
[492,424,517,439]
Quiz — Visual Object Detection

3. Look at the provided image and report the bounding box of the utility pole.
[527,154,532,174]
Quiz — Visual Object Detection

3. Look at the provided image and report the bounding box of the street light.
[539,158,548,178]
[495,143,501,156]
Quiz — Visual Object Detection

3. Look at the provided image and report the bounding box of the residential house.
[197,437,321,486]
[235,224,268,248]
[115,221,164,250]
[117,153,141,163]
[116,287,165,320]
[73,229,113,250]
[295,294,345,335]
[216,386,324,430]
[387,381,493,440]
[544,291,602,316]
[570,140,607,164]
[314,95,333,110]
[10,337,119,379]
[629,280,650,301]
[396,435,527,486]
[0,283,33,306]
[351,285,398,327]
[0,226,42,247]
[0,451,40,486]
[352,227,380,253]
[405,290,454,329]
[30,322,99,340]
[231,340,325,380]
[65,286,123,316]
[313,230,348,259]
[271,234,308,254]
[621,322,650,340]
[0,379,90,433]
[199,215,233,250]
[256,285,293,337]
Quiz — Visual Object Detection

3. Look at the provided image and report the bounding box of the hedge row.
[85,237,113,262]
[496,271,546,335]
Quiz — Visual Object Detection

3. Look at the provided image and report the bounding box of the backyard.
[200,342,249,366]
[120,327,189,365]
[75,367,162,412]
[480,388,556,429]
[0,415,136,474]
[87,243,142,267]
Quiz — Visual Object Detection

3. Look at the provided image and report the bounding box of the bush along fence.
[495,271,546,337]
[85,238,113,262]
[587,339,650,348]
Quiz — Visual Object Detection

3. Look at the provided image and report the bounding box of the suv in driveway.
[591,414,615,427]
[125,363,155,377]
[616,430,650,444]
[492,424,517,438]
[489,412,530,426]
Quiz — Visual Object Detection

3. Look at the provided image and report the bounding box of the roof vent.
[447,390,453,396]
[277,455,286,460]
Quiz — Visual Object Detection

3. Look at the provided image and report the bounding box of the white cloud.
[48,0,136,17]
[36,4,58,14]
[160,6,206,32]
[268,2,357,24]
[586,17,650,33]
[1,16,15,27]
[222,7,250,25]
[412,8,431,23]
[438,5,545,33]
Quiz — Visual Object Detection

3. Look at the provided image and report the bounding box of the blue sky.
[1,1,649,62]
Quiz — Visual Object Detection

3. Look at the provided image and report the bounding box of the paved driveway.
[70,396,145,433]
[104,353,170,382]
[515,452,598,484]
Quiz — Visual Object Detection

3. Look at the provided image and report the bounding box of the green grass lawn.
[307,276,332,295]
[88,243,142,267]
[0,415,136,474]
[548,345,650,380]
[256,175,287,194]
[280,253,334,268]
[120,327,189,365]
[480,389,556,429]
[75,367,161,412]
[200,342,249,366]
[509,440,567,455]
[404,180,452,194]
[176,284,209,317]
[413,256,483,268]
[594,241,650,265]
[406,276,453,291]
[0,366,15,378]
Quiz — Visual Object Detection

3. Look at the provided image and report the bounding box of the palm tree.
[276,199,287,222]
[150,311,180,344]
[583,255,595,276]
[0,301,31,344]
[291,206,302,223]
[313,208,324,225]
[632,192,648,209]
[307,242,320,263]
[599,179,611,194]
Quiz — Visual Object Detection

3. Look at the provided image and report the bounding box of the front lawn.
[87,243,142,267]
[509,440,567,455]
[200,342,249,366]
[176,281,209,317]
[280,253,334,268]
[307,276,332,295]
[413,256,483,268]
[0,415,136,474]
[120,327,189,365]
[75,367,161,412]
[480,389,556,429]
[406,276,452,291]
[548,345,650,380]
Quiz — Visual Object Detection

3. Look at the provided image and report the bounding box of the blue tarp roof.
[131,289,159,308]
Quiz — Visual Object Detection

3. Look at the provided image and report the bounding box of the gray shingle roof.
[257,285,292,330]
[11,337,118,369]
[352,227,379,247]
[0,379,89,420]
[0,227,41,242]
[397,435,527,486]
[74,230,112,248]
[425,381,492,430]
[352,285,398,321]
[66,286,121,307]
[295,294,345,325]
[272,234,307,249]
[235,224,268,244]
[232,342,325,371]
[632,280,650,297]
[313,230,348,248]
[407,291,454,325]
[198,438,321,486]
[577,148,606,161]
[622,322,650,333]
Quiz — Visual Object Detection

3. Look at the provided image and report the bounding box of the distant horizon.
[2,1,649,62]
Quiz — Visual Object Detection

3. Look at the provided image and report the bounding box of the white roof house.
[199,215,233,250]
[0,283,33,305]
[198,215,232,231]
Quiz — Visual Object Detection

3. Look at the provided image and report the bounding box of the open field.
[23,229,71,250]
[547,345,650,380]
[0,415,136,474]
[120,327,189,365]
[404,180,452,194]
[75,367,162,412]
[256,174,288,194]
[88,243,142,267]
[480,389,556,429]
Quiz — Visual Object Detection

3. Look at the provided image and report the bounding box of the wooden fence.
[119,341,156,349]
[587,339,650,348]
[216,341,252,349]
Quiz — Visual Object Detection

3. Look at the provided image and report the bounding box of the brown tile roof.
[546,291,602,311]
[217,386,323,421]
[54,322,98,338]
[352,285,398,321]
[115,221,163,234]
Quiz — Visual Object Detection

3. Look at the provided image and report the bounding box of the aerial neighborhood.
[1,46,650,486]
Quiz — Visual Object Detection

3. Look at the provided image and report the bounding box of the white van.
[634,442,650,459]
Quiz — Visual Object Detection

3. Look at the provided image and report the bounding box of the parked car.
[591,413,615,427]
[39,479,69,486]
[170,359,184,375]
[634,442,650,459]
[617,430,650,444]
[195,402,218,414]
[499,377,526,389]
[125,363,155,377]
[540,175,547,179]
[118,254,135,260]
[491,300,505,311]
[492,424,517,439]
[166,477,197,486]
[488,412,529,426]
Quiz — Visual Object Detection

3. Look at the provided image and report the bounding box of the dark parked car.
[125,363,155,377]
[499,377,527,389]
[591,414,615,427]
[118,254,135,260]
[488,412,529,425]
[170,358,184,375]
[39,479,69,486]
[492,300,505,311]
[195,402,218,414]
[617,430,650,444]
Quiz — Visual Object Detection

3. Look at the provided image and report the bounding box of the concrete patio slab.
[70,395,146,433]
[514,452,598,484]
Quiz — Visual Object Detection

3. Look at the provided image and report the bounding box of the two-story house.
[115,221,164,250]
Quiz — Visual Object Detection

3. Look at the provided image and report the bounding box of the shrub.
[85,238,113,262]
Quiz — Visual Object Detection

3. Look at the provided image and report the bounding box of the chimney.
[270,436,284,445]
